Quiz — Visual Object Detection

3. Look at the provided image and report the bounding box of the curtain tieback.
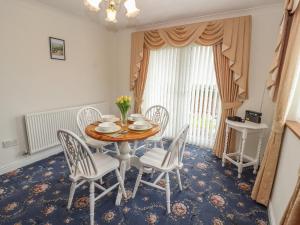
[271,123,284,134]
[222,101,242,110]
[135,97,143,104]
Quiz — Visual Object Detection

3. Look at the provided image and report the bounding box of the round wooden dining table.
[85,121,160,205]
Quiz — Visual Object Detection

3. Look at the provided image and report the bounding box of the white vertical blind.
[142,45,221,148]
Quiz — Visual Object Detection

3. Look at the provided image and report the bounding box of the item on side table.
[245,110,262,123]
[227,116,244,123]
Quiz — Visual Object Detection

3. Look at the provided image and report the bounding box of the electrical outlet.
[2,140,18,148]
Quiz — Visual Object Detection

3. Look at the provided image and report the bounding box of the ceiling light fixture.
[106,1,117,23]
[124,0,140,18]
[84,0,102,12]
[84,0,140,23]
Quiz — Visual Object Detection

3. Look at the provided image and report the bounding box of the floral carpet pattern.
[0,142,269,225]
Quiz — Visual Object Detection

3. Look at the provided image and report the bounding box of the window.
[142,45,221,147]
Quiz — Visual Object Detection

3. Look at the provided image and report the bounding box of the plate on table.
[95,125,121,134]
[101,115,120,123]
[128,124,153,131]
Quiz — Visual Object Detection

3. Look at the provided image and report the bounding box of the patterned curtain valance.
[130,16,252,100]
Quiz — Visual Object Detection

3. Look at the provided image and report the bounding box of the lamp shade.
[106,7,117,23]
[84,0,102,11]
[124,0,140,18]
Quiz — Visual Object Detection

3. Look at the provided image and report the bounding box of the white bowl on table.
[129,120,152,131]
[129,114,144,121]
[133,120,150,129]
[96,122,120,133]
[102,115,119,123]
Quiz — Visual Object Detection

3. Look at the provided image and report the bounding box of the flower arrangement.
[116,96,131,126]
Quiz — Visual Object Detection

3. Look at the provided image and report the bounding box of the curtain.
[267,0,300,101]
[251,1,300,206]
[212,44,241,157]
[131,16,252,103]
[280,170,300,225]
[133,47,150,113]
[130,32,145,89]
[143,45,221,147]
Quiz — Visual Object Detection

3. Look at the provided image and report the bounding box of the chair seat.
[145,135,162,142]
[93,153,120,175]
[85,136,112,148]
[70,153,119,181]
[140,148,176,171]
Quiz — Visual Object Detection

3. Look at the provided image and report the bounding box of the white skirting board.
[0,146,62,175]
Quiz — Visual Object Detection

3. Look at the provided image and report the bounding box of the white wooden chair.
[133,105,169,155]
[77,106,120,155]
[57,129,127,225]
[132,124,189,214]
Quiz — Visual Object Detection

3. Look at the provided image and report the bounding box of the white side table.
[222,119,268,178]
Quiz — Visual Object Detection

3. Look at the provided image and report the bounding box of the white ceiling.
[36,0,281,29]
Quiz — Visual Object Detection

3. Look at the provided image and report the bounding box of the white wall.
[113,4,282,157]
[268,128,300,225]
[0,0,115,169]
[112,28,135,115]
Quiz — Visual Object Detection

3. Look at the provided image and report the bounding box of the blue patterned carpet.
[0,142,268,225]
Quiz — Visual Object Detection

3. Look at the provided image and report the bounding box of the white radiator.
[25,102,109,154]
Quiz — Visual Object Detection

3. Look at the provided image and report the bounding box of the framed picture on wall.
[49,37,65,60]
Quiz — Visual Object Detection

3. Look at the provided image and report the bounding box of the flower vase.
[120,112,128,127]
